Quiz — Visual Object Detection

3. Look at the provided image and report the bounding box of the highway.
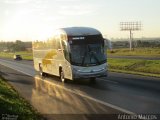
[0,58,160,119]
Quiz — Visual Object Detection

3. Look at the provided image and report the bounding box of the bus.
[32,27,108,82]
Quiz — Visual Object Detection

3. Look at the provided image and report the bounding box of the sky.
[0,0,160,41]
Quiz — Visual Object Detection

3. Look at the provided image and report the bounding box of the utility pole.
[120,21,142,51]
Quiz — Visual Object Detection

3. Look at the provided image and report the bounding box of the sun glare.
[3,13,60,41]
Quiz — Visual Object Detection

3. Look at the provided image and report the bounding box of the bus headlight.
[72,67,78,72]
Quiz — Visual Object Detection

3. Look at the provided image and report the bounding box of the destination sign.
[72,37,85,40]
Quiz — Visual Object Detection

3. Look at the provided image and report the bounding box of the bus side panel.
[40,49,65,77]
[33,58,41,71]
[62,61,73,80]
[32,49,58,77]
[41,49,54,72]
[32,49,43,72]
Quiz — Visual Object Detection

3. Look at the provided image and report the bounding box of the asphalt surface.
[0,58,160,119]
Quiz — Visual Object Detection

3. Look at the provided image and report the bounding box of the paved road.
[0,58,160,119]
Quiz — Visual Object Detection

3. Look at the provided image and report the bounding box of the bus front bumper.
[72,69,108,79]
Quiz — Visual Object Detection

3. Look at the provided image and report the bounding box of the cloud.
[3,0,32,4]
[55,0,81,2]
[59,5,94,16]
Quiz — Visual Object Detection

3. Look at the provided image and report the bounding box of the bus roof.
[61,27,101,36]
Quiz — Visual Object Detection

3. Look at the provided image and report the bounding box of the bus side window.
[51,37,56,49]
[62,41,70,62]
[55,37,61,49]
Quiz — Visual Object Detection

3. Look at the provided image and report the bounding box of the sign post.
[120,21,142,50]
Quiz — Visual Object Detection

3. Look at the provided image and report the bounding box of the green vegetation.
[0,40,32,52]
[108,58,160,77]
[0,51,33,60]
[107,48,160,57]
[0,76,42,120]
[107,48,160,77]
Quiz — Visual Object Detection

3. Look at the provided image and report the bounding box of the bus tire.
[90,77,96,83]
[60,69,65,83]
[39,64,45,76]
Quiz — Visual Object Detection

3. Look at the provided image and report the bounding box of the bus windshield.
[70,44,106,66]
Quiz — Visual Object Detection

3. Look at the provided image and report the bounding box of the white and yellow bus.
[32,27,108,82]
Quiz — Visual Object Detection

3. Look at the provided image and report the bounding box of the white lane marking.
[99,78,119,84]
[0,60,34,77]
[0,59,134,114]
[36,76,134,114]
[0,59,33,69]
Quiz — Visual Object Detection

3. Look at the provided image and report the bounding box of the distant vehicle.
[32,27,108,82]
[13,55,22,60]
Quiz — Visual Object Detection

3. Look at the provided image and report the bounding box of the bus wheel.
[90,77,96,83]
[39,64,44,76]
[60,70,65,83]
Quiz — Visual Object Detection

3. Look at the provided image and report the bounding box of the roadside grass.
[107,47,160,57]
[0,76,42,120]
[110,69,160,78]
[108,58,160,77]
[0,51,33,60]
[0,52,14,58]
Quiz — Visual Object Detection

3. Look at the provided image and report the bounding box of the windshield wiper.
[88,45,101,65]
